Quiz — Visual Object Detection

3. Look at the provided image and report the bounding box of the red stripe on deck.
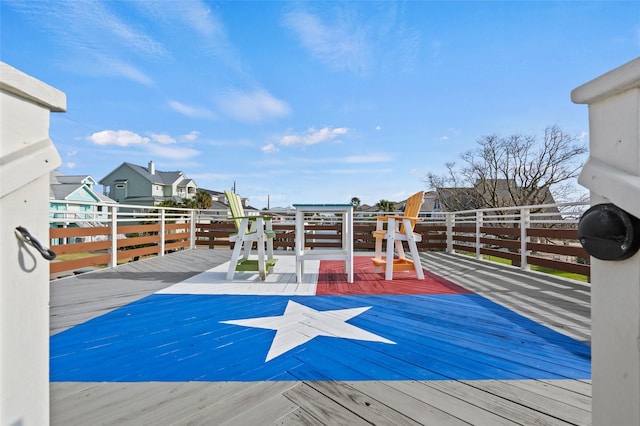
[316,256,472,295]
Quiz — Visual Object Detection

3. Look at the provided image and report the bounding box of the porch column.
[572,57,640,426]
[0,63,65,425]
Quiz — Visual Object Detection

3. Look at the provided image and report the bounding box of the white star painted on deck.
[221,300,396,362]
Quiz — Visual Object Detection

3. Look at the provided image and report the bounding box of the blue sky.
[2,1,638,209]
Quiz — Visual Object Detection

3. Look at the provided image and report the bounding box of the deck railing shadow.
[422,251,591,344]
[468,292,591,362]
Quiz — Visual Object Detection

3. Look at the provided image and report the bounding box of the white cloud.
[283,10,369,74]
[169,100,217,119]
[293,153,392,164]
[7,1,166,85]
[280,127,348,147]
[61,1,168,58]
[217,89,291,123]
[262,143,279,154]
[181,131,200,141]
[375,125,382,131]
[147,144,200,160]
[577,131,589,141]
[104,57,154,86]
[439,128,460,141]
[65,162,76,169]
[150,133,176,144]
[69,52,154,86]
[343,154,392,164]
[181,2,222,38]
[88,130,199,161]
[88,130,150,146]
[134,0,240,66]
[327,168,393,175]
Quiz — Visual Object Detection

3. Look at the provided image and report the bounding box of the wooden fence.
[48,201,590,280]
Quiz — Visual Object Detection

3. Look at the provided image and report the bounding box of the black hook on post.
[14,226,57,261]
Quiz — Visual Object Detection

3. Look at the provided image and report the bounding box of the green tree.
[194,190,213,209]
[377,199,394,212]
[158,199,178,208]
[350,197,361,208]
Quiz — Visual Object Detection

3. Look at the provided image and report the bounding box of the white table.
[294,204,354,284]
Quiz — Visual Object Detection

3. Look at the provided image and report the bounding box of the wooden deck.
[50,249,591,425]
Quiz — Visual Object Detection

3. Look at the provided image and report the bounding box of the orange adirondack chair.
[371,191,426,280]
[225,190,277,280]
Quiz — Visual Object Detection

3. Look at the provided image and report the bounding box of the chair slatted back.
[224,190,245,231]
[400,191,424,234]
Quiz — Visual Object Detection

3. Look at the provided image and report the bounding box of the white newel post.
[572,57,640,426]
[0,63,65,425]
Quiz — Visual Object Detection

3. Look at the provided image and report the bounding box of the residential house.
[356,193,436,219]
[50,170,117,219]
[49,170,117,242]
[201,189,233,212]
[435,179,557,213]
[99,161,198,206]
[200,189,260,215]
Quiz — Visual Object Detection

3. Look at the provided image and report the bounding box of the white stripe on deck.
[156,255,319,295]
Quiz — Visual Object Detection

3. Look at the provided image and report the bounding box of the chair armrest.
[229,215,274,221]
[375,215,424,221]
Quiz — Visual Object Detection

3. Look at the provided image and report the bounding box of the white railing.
[48,200,590,279]
[444,201,589,275]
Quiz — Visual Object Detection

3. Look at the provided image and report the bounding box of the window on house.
[115,184,125,189]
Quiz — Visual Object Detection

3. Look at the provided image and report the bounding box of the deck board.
[282,382,374,425]
[50,249,591,425]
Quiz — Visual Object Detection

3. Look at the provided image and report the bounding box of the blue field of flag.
[50,293,591,382]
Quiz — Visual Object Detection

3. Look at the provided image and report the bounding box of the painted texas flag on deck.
[50,257,590,382]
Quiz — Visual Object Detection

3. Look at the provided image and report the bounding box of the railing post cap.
[571,56,640,105]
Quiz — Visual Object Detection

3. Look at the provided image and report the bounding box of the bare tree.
[425,125,587,210]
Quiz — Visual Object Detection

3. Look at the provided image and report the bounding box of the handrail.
[48,199,590,281]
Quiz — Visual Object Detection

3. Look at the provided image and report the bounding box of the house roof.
[210,200,229,210]
[435,179,557,212]
[101,162,197,188]
[50,183,84,200]
[50,171,116,203]
[53,174,97,186]
[436,187,484,212]
[124,162,185,185]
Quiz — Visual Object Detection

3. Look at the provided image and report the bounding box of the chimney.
[148,161,155,175]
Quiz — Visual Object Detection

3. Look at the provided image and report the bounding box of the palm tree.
[158,199,178,208]
[378,199,394,212]
[194,189,213,209]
